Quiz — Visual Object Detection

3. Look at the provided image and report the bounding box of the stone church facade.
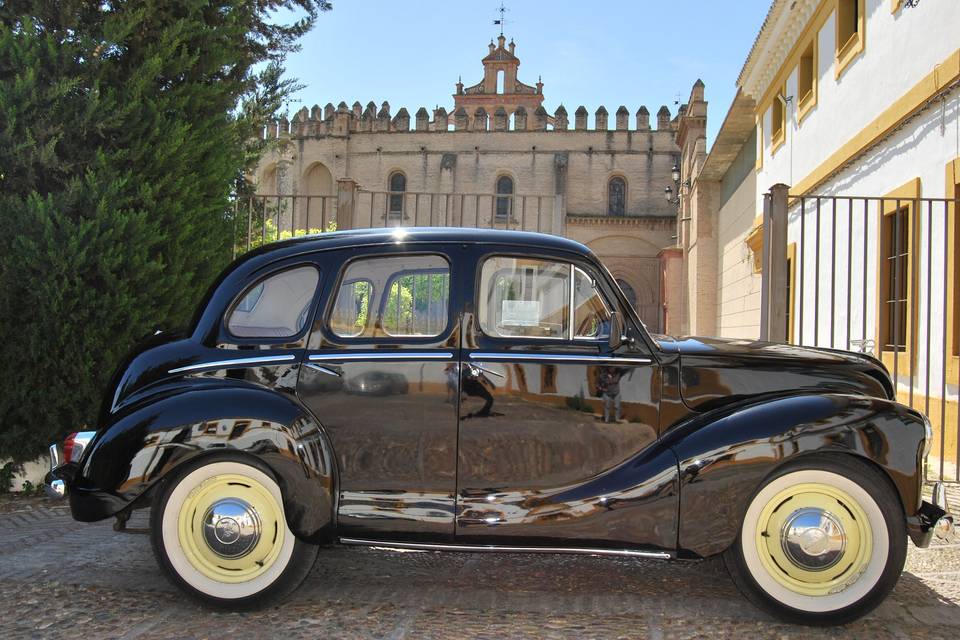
[253,36,708,332]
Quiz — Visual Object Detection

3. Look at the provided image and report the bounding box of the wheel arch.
[70,381,338,544]
[668,393,925,558]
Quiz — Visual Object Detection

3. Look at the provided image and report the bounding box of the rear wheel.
[723,456,906,625]
[150,456,318,609]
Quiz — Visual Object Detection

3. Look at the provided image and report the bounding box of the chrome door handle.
[305,363,341,377]
[468,364,504,378]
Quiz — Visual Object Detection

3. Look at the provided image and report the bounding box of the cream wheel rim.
[754,482,871,597]
[161,461,296,599]
[740,468,888,613]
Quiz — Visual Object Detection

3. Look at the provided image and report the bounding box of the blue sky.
[280,1,772,146]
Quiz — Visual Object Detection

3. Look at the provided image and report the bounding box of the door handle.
[305,363,342,377]
[468,364,504,378]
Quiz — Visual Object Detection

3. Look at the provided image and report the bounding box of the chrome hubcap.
[781,507,846,571]
[201,498,262,559]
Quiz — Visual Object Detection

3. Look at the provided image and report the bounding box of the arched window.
[495,175,513,221]
[388,171,406,218]
[608,176,626,216]
[616,278,638,310]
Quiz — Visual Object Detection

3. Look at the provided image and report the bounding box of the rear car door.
[456,246,675,550]
[297,244,461,541]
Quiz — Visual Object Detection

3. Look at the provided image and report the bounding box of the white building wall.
[757,0,960,210]
[784,85,959,392]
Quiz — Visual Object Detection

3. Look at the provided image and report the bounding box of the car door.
[456,246,676,550]
[296,243,462,541]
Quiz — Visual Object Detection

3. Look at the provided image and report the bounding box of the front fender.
[70,379,337,544]
[667,393,925,557]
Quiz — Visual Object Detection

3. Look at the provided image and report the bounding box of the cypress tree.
[0,1,330,461]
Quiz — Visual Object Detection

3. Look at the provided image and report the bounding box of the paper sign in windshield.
[501,300,541,327]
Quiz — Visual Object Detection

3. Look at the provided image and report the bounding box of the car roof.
[240,227,595,262]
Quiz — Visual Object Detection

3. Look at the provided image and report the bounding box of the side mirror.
[609,312,623,351]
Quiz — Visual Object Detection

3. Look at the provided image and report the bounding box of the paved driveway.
[1,504,958,639]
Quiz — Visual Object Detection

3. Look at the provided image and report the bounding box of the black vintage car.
[45,228,954,625]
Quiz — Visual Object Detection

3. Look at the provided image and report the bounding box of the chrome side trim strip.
[338,538,672,559]
[468,352,652,365]
[309,352,454,362]
[168,354,297,374]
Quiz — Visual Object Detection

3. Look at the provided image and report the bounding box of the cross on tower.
[493,2,509,37]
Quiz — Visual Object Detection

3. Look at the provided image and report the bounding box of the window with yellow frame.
[835,0,865,79]
[877,178,919,376]
[797,38,818,122]
[947,158,960,382]
[770,89,786,155]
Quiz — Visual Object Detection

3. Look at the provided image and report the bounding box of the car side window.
[573,267,611,339]
[226,265,320,338]
[478,257,612,341]
[329,255,450,338]
[479,257,571,339]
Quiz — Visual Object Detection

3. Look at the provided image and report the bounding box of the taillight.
[63,432,79,463]
[62,431,96,463]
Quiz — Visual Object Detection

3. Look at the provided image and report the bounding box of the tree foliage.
[0,0,330,461]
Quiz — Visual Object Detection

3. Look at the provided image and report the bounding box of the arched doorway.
[301,162,334,230]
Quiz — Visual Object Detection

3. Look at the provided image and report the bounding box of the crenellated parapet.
[259,101,683,138]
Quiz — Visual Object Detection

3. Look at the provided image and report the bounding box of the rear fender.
[71,380,337,543]
[666,393,925,557]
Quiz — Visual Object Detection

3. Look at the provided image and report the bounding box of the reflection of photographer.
[463,364,496,417]
[597,367,625,423]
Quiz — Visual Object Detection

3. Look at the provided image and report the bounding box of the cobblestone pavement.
[0,504,958,639]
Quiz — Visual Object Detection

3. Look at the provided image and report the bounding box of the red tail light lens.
[63,432,79,464]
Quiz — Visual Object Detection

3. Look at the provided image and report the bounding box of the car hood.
[653,335,893,412]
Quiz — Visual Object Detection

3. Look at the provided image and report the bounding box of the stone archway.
[300,162,334,230]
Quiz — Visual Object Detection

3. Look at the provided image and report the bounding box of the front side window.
[480,257,570,339]
[573,267,611,339]
[329,255,450,338]
[226,266,320,338]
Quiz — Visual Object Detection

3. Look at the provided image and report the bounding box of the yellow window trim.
[755,117,764,172]
[771,126,786,156]
[835,0,865,80]
[876,178,920,376]
[797,38,819,124]
[947,158,960,382]
[792,48,960,197]
[745,215,764,274]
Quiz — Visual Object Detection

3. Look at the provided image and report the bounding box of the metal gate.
[761,186,959,482]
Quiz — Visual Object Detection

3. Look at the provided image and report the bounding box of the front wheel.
[723,456,907,625]
[150,456,318,609]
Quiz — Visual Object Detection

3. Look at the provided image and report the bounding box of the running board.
[338,537,673,559]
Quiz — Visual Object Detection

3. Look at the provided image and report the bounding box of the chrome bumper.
[43,443,67,499]
[931,482,956,543]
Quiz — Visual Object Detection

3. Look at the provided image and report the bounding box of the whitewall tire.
[150,456,318,609]
[723,456,907,625]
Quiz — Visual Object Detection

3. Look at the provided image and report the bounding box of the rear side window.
[226,266,320,338]
[329,255,450,338]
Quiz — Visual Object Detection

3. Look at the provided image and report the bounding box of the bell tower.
[453,36,545,125]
